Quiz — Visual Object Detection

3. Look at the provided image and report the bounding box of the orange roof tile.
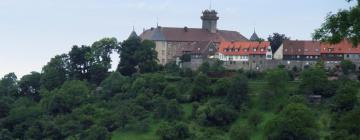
[320,40,360,54]
[219,41,270,55]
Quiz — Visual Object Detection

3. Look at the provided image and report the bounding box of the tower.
[201,10,219,33]
[250,28,260,41]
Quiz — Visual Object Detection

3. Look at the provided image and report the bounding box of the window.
[305,49,308,51]
[315,48,319,52]
[253,48,257,52]
[261,48,264,52]
[298,49,302,52]
[284,49,288,52]
[297,55,300,59]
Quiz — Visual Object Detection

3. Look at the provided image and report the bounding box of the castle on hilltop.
[139,9,248,65]
[131,9,360,71]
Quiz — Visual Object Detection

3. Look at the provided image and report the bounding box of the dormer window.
[304,49,308,51]
[284,49,288,52]
[253,48,257,52]
[315,48,319,52]
[260,48,264,52]
[298,49,301,52]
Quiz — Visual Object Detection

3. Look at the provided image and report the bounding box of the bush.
[156,122,191,140]
[340,60,356,75]
[229,124,252,140]
[196,101,238,126]
[163,85,179,99]
[248,111,263,127]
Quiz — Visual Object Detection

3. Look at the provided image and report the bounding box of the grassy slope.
[112,80,336,140]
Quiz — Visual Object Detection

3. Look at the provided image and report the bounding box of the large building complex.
[139,10,248,65]
[135,9,360,71]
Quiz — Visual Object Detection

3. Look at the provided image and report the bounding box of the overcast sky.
[0,0,356,78]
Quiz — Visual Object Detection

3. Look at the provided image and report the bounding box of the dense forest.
[0,35,360,140]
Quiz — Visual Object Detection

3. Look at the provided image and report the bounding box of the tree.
[0,129,13,140]
[212,78,231,96]
[331,108,360,140]
[230,124,252,140]
[190,73,211,101]
[68,45,93,80]
[340,60,356,75]
[268,33,290,53]
[163,84,179,99]
[248,111,263,127]
[313,0,360,46]
[265,103,319,140]
[80,125,111,140]
[0,73,18,96]
[198,61,210,74]
[98,72,129,100]
[265,68,289,93]
[41,80,90,116]
[299,68,329,95]
[226,74,249,109]
[67,38,118,84]
[196,101,238,126]
[136,40,159,73]
[41,54,69,90]
[331,84,358,114]
[18,71,41,101]
[117,36,158,76]
[156,122,191,140]
[154,97,183,120]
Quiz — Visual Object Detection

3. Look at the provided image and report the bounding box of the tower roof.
[128,30,138,39]
[250,32,260,41]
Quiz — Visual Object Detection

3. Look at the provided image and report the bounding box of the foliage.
[268,33,290,53]
[229,123,252,140]
[331,108,360,140]
[265,103,319,140]
[313,0,360,46]
[80,125,111,140]
[98,72,129,100]
[299,68,329,96]
[331,84,358,114]
[212,78,231,96]
[227,74,249,109]
[18,72,41,101]
[0,73,18,96]
[156,122,191,140]
[190,73,211,101]
[40,54,69,90]
[41,80,90,116]
[117,37,158,76]
[196,100,238,126]
[340,60,356,75]
[265,68,289,93]
[248,111,263,127]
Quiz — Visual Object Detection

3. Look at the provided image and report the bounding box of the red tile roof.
[283,40,320,56]
[140,27,248,42]
[219,41,270,55]
[320,40,360,54]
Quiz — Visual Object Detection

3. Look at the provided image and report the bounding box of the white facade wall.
[273,44,284,60]
[218,53,249,61]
